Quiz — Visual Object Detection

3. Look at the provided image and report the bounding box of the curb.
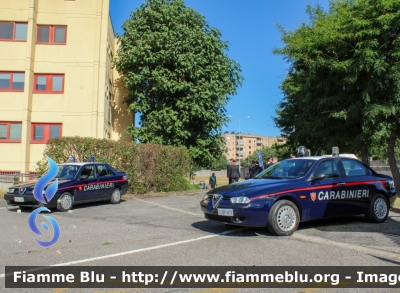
[122,189,207,200]
[391,207,400,214]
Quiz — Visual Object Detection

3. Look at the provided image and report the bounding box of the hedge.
[36,136,192,194]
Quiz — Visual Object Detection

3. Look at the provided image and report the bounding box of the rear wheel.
[267,200,300,236]
[110,188,121,204]
[57,192,73,212]
[366,194,389,223]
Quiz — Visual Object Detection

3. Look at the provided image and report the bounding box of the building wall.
[112,42,132,141]
[222,133,286,161]
[0,0,132,172]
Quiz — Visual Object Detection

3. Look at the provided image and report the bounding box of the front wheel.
[110,188,121,204]
[366,194,389,223]
[57,192,73,212]
[267,200,300,236]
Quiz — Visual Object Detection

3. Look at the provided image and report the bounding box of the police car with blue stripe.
[200,147,396,236]
[4,162,129,212]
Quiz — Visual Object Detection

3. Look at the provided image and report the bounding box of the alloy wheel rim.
[113,189,121,202]
[277,206,296,231]
[374,198,387,220]
[61,194,72,210]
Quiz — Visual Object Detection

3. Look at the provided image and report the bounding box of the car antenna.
[315,147,322,156]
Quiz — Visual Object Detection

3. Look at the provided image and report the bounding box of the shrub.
[36,136,191,194]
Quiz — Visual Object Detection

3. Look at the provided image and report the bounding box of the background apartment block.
[222,132,286,161]
[0,0,131,173]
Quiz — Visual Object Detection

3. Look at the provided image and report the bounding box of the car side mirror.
[79,175,88,180]
[309,173,326,181]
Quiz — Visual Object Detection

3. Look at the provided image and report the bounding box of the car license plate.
[14,197,24,202]
[218,208,233,216]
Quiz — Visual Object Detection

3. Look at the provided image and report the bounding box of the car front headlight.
[8,188,15,193]
[230,196,250,204]
[203,193,210,200]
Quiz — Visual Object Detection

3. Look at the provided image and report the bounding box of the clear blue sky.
[110,0,330,137]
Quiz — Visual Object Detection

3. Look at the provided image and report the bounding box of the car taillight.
[384,180,395,189]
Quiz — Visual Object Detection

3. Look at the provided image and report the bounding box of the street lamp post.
[229,115,250,179]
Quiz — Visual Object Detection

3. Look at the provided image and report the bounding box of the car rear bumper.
[121,184,129,195]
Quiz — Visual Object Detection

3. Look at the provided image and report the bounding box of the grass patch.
[189,175,230,188]
[102,242,112,246]
[394,198,400,209]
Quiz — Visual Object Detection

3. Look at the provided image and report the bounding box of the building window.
[0,122,22,142]
[37,25,67,44]
[31,123,62,143]
[0,72,25,91]
[34,74,64,93]
[0,22,27,41]
[108,101,112,124]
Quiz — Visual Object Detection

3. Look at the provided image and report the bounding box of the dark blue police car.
[201,149,396,236]
[4,162,129,212]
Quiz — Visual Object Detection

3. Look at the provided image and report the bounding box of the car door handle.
[337,182,346,186]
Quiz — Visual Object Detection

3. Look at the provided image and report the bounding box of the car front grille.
[205,213,233,223]
[207,194,230,201]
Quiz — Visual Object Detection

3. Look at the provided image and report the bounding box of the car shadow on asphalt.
[191,214,400,242]
[6,207,36,213]
[297,215,400,247]
[62,199,127,211]
[372,255,400,266]
[297,214,400,233]
[191,221,261,237]
[5,199,127,213]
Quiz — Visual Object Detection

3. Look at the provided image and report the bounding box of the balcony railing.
[0,172,39,183]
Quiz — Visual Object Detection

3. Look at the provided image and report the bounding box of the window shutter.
[0,124,7,139]
[15,23,28,40]
[10,124,22,140]
[52,76,63,91]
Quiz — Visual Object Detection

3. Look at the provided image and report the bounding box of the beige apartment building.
[0,0,132,173]
[222,132,286,161]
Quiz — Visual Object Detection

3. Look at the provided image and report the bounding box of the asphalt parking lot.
[1,192,400,293]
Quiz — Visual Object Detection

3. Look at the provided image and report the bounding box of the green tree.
[208,154,229,170]
[115,0,243,167]
[243,145,277,167]
[274,0,400,188]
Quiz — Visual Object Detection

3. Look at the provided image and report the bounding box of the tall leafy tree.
[274,0,400,188]
[243,145,277,167]
[115,0,243,166]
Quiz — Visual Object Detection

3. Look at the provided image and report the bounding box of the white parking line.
[134,197,203,218]
[0,228,244,278]
[293,233,400,260]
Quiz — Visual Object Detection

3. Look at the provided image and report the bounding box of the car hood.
[208,178,299,198]
[9,179,71,189]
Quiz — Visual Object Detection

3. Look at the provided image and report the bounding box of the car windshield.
[56,165,80,179]
[255,159,316,179]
